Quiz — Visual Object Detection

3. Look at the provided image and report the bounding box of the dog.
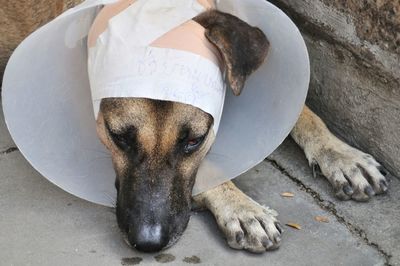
[1,0,389,254]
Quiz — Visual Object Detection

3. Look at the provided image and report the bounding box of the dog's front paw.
[308,139,388,201]
[196,181,282,253]
[213,198,282,253]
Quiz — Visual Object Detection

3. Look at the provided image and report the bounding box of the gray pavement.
[269,139,400,266]
[0,102,397,265]
[0,102,14,151]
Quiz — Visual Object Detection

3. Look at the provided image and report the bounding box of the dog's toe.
[258,216,282,250]
[216,203,281,253]
[224,219,245,249]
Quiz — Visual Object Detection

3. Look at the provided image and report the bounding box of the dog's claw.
[379,180,388,193]
[364,186,375,197]
[275,222,283,234]
[311,162,320,178]
[343,184,354,196]
[262,237,274,249]
[378,165,388,176]
[235,231,244,244]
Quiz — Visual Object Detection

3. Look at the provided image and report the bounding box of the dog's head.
[96,10,269,252]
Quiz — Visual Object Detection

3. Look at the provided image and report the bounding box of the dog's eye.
[183,135,205,154]
[106,123,136,151]
[111,133,130,150]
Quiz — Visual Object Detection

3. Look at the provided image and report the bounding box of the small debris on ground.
[281,192,295,197]
[315,216,329,223]
[286,222,302,230]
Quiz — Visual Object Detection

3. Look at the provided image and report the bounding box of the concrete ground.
[1,101,399,266]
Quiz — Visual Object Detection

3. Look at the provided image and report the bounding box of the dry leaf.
[281,192,294,198]
[315,216,329,223]
[285,222,302,230]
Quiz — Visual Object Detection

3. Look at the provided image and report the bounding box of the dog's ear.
[194,10,269,96]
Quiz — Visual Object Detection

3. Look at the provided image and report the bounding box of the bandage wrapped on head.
[88,0,225,133]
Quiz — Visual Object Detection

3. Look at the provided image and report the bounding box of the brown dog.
[1,0,388,254]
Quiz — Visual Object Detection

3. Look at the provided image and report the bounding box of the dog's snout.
[128,223,169,252]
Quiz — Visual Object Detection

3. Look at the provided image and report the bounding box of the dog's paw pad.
[216,202,281,253]
[310,143,389,202]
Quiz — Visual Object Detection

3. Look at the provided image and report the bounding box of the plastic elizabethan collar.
[2,0,310,207]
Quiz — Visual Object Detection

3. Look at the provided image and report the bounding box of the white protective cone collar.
[2,0,310,207]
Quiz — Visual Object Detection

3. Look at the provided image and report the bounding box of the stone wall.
[269,0,400,177]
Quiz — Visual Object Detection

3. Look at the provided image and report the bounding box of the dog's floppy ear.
[194,10,269,96]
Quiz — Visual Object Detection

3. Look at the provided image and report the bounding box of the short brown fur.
[0,0,84,80]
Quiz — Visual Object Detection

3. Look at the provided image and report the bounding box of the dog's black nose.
[128,224,169,252]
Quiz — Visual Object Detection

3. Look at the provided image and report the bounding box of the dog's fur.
[1,0,388,254]
[0,0,83,79]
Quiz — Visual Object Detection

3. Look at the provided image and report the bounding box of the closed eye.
[106,122,137,151]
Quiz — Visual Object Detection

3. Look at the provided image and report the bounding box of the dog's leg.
[291,105,388,201]
[193,181,282,253]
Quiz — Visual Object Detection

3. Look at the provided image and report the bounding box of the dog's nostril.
[128,224,169,252]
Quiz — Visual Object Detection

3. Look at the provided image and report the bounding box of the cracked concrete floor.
[1,101,399,266]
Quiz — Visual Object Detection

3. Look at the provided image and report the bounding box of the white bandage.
[88,0,226,132]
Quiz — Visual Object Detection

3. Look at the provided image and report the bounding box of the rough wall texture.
[0,0,84,80]
[269,0,400,177]
[322,0,400,54]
